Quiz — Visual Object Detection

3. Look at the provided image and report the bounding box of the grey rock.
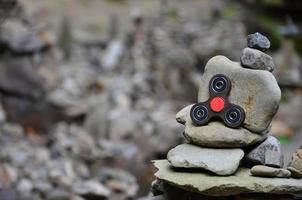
[48,189,70,200]
[167,144,244,175]
[71,196,85,200]
[245,136,284,168]
[154,160,302,196]
[98,139,138,159]
[151,105,184,153]
[33,180,53,195]
[250,165,291,178]
[98,167,138,197]
[0,0,17,8]
[108,109,140,140]
[8,32,49,54]
[151,179,164,196]
[247,32,270,51]
[273,41,302,87]
[0,21,49,54]
[0,103,6,123]
[164,183,237,200]
[177,105,267,148]
[84,105,109,139]
[0,123,24,137]
[288,167,302,179]
[198,56,281,133]
[288,149,302,178]
[191,20,246,60]
[240,48,274,72]
[164,47,195,69]
[74,162,90,179]
[0,57,46,99]
[235,193,297,200]
[73,180,110,199]
[102,40,124,71]
[0,164,18,184]
[16,178,33,197]
[138,195,166,200]
[48,158,75,188]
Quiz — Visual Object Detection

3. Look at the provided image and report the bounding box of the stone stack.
[151,33,302,200]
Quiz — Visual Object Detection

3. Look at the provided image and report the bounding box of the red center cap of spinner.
[210,97,225,112]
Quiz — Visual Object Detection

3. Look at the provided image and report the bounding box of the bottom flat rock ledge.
[152,160,302,198]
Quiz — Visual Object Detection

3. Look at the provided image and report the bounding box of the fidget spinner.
[190,74,245,128]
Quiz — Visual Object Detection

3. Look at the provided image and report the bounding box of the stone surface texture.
[177,105,267,148]
[198,56,281,133]
[288,167,302,179]
[240,48,274,72]
[250,165,291,178]
[247,32,271,51]
[288,149,302,177]
[161,183,300,200]
[167,144,244,175]
[245,136,284,168]
[154,160,302,197]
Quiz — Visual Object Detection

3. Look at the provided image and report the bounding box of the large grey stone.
[250,165,291,178]
[240,48,274,72]
[176,105,267,148]
[167,144,244,175]
[245,136,284,168]
[198,56,281,133]
[154,160,302,197]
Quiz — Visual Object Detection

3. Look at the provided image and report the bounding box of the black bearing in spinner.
[190,103,209,126]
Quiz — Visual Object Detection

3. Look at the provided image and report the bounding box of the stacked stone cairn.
[151,33,302,200]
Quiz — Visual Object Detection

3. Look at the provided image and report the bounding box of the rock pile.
[0,122,140,200]
[0,2,249,199]
[151,33,302,200]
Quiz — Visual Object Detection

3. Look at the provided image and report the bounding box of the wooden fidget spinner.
[190,74,245,128]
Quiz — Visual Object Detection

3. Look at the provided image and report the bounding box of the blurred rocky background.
[0,0,301,199]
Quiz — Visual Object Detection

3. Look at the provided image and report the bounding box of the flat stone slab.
[167,144,244,175]
[153,160,302,197]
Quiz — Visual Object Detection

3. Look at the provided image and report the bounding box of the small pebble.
[288,149,302,179]
[287,166,302,179]
[247,32,271,51]
[251,165,291,178]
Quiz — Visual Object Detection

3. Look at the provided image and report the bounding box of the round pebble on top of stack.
[247,32,271,52]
